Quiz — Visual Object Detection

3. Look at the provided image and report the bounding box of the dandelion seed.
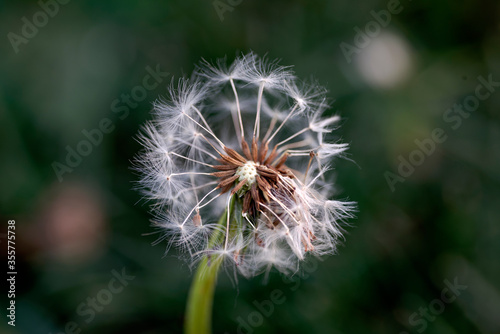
[135,53,355,277]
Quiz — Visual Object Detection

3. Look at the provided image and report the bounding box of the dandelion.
[134,53,355,334]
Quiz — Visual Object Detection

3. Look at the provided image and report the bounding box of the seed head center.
[235,161,258,186]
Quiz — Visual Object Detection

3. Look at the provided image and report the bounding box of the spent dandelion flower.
[134,53,355,334]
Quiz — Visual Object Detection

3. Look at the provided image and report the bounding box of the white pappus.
[134,53,355,278]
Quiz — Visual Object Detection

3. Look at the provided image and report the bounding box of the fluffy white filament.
[135,53,355,277]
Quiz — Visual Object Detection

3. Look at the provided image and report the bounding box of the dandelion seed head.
[134,52,355,278]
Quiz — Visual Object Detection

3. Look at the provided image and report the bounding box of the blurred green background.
[1,0,499,333]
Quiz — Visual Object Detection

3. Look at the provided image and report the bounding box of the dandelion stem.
[185,197,236,334]
[184,253,223,334]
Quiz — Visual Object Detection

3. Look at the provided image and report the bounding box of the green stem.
[184,253,223,334]
[184,197,236,334]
